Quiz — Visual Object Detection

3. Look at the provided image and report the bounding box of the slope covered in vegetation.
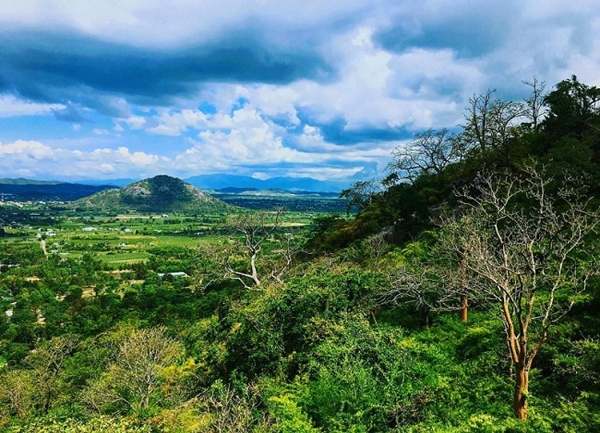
[1,77,600,432]
[73,175,233,214]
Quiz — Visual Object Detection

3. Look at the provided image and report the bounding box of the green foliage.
[3,76,600,430]
[268,393,321,433]
[8,415,153,432]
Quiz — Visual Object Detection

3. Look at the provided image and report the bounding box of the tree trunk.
[513,363,529,420]
[459,254,468,323]
[459,293,468,323]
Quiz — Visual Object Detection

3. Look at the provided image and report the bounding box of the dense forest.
[1,76,600,432]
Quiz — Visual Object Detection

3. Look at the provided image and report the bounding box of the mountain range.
[0,180,113,201]
[0,174,348,203]
[183,174,348,192]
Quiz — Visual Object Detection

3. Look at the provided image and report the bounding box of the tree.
[438,167,599,420]
[201,210,301,289]
[226,211,282,288]
[388,128,459,183]
[543,75,600,141]
[381,242,473,325]
[23,335,79,413]
[0,370,36,417]
[340,179,381,214]
[459,89,526,166]
[83,327,185,415]
[522,78,548,133]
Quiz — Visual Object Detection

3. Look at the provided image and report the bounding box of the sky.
[1,0,599,183]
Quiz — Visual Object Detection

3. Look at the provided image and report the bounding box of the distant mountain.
[0,179,116,201]
[73,175,232,213]
[184,174,349,193]
[215,187,339,197]
[0,178,63,185]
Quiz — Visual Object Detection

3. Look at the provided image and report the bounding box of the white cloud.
[2,1,600,182]
[147,109,209,136]
[122,115,147,130]
[251,172,269,180]
[0,0,372,47]
[0,95,65,118]
[0,140,166,179]
[0,140,56,159]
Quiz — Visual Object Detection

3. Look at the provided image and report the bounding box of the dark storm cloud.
[0,28,333,110]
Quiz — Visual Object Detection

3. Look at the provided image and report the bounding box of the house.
[82,227,97,232]
[157,272,188,278]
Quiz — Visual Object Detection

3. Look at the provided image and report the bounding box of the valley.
[2,77,600,432]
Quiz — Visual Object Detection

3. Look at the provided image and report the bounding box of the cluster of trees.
[1,77,600,431]
[310,75,600,421]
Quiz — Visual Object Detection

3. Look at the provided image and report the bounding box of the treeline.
[313,76,600,250]
[0,77,599,431]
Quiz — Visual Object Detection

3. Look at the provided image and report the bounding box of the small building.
[157,272,188,278]
[82,227,97,232]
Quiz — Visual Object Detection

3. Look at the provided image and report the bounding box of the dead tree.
[218,210,300,289]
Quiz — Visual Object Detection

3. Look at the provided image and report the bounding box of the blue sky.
[1,0,599,182]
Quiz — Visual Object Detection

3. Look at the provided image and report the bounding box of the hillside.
[73,175,232,213]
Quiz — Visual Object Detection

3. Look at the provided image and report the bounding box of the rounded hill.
[73,175,233,213]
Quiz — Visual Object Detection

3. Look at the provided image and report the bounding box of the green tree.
[543,75,600,142]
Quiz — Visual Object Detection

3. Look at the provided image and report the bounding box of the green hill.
[73,175,233,213]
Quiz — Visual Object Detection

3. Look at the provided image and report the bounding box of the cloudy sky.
[1,0,599,183]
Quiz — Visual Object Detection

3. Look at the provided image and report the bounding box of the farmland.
[0,204,321,267]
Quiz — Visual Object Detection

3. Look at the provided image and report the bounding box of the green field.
[0,208,317,268]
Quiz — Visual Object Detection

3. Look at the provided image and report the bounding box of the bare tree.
[388,128,459,183]
[224,211,281,288]
[24,335,79,413]
[523,78,548,132]
[192,380,272,432]
[83,327,185,415]
[381,252,473,325]
[206,210,301,290]
[267,231,299,284]
[439,167,599,420]
[340,179,381,214]
[460,89,526,155]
